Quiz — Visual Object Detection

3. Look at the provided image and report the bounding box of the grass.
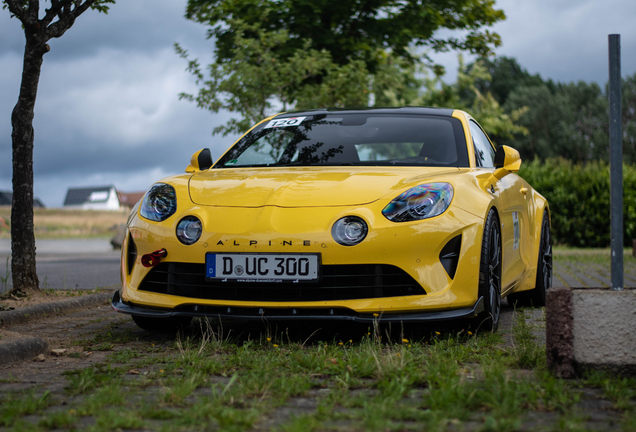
[4,313,627,432]
[0,207,128,239]
[554,246,635,264]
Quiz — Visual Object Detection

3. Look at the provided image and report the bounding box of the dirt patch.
[0,289,102,311]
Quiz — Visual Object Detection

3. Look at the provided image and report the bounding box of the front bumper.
[111,290,484,324]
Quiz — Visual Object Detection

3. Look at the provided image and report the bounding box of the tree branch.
[5,0,28,23]
[46,0,98,38]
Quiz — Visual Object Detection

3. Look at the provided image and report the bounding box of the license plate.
[205,253,320,282]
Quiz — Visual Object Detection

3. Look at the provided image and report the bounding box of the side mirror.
[493,145,521,179]
[186,148,213,173]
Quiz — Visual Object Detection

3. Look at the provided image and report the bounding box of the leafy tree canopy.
[184,0,505,72]
[471,56,545,105]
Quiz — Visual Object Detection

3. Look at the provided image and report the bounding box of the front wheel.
[475,209,502,332]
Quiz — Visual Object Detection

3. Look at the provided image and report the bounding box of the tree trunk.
[11,37,48,292]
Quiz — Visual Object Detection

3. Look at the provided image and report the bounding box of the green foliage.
[519,158,636,247]
[504,82,609,163]
[413,56,529,139]
[473,56,636,165]
[185,0,505,73]
[176,21,369,137]
[472,56,545,106]
[179,1,516,137]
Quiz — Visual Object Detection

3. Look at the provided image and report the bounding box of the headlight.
[176,216,202,245]
[332,216,368,246]
[382,183,453,222]
[140,183,177,222]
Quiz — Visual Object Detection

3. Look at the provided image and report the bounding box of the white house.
[63,186,121,210]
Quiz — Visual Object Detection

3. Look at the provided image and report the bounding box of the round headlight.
[176,216,202,245]
[140,183,177,222]
[332,216,368,246]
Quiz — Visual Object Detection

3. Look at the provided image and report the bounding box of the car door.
[470,121,528,291]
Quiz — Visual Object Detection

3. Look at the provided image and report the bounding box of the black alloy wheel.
[476,209,502,332]
[508,210,552,307]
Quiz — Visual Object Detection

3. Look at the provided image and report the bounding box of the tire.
[508,210,552,307]
[475,209,502,332]
[132,315,192,332]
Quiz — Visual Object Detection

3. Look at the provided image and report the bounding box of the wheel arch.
[531,193,551,269]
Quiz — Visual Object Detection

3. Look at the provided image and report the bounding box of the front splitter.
[111,290,484,324]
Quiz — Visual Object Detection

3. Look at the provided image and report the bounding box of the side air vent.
[127,233,137,275]
[439,234,462,279]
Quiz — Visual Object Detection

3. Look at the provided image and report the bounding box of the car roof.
[273,106,456,118]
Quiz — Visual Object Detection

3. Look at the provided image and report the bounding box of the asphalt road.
[0,238,121,292]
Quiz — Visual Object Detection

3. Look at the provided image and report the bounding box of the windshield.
[215,113,469,168]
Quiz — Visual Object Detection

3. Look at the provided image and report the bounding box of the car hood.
[189,167,463,207]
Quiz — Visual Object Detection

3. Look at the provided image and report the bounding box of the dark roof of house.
[117,191,145,207]
[63,186,115,206]
[0,191,46,208]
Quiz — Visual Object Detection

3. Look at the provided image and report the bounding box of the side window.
[469,121,495,168]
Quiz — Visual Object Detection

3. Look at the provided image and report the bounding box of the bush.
[519,158,636,247]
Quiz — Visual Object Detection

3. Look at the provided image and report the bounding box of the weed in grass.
[583,370,636,410]
[78,384,127,415]
[64,366,120,396]
[511,309,545,368]
[479,361,530,419]
[38,409,78,429]
[107,348,141,363]
[280,414,320,432]
[94,408,144,431]
[481,415,522,432]
[423,350,476,420]
[215,406,261,430]
[160,371,207,405]
[532,369,579,412]
[0,391,51,427]
[94,329,137,345]
[94,342,114,351]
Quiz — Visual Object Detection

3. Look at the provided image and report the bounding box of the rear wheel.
[475,209,502,332]
[508,210,552,307]
[131,315,192,332]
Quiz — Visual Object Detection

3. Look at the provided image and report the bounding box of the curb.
[0,291,114,366]
[0,337,49,366]
[0,291,113,328]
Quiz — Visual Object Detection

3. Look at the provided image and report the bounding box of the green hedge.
[518,158,636,247]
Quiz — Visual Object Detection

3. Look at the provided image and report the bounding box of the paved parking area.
[0,299,633,431]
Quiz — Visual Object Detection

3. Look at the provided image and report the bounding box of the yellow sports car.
[112,107,551,332]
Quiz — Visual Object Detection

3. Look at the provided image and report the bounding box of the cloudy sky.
[1,0,635,207]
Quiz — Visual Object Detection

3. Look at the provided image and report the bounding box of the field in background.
[0,208,128,239]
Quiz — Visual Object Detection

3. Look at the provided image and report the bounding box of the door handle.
[520,187,528,195]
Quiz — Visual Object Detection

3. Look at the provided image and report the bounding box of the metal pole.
[609,34,623,290]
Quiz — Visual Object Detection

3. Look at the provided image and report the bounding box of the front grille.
[138,263,425,302]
